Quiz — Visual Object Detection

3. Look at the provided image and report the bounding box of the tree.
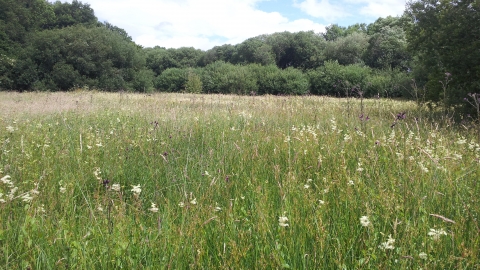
[22,25,145,90]
[46,0,97,29]
[405,0,480,108]
[324,32,369,65]
[364,25,410,70]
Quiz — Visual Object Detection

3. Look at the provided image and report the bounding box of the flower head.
[360,216,370,227]
[428,228,447,240]
[111,183,121,192]
[379,234,395,250]
[131,184,141,195]
[149,203,159,213]
[6,126,14,132]
[278,216,289,227]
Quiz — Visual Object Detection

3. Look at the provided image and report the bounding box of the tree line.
[1,0,479,113]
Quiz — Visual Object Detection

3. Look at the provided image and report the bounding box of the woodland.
[1,0,479,114]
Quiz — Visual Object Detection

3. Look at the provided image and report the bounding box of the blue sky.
[55,0,407,50]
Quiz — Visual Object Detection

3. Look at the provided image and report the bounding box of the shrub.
[155,68,187,92]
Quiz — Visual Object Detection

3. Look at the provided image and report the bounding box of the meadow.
[0,91,479,269]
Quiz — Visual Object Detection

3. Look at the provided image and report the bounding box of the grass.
[0,91,479,269]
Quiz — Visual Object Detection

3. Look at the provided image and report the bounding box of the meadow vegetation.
[0,91,479,269]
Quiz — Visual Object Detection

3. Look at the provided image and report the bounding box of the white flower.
[111,183,121,192]
[428,228,447,240]
[8,187,18,200]
[360,216,370,227]
[214,203,222,212]
[1,175,13,187]
[304,184,310,189]
[178,202,185,208]
[318,200,325,205]
[379,234,395,250]
[190,198,197,205]
[456,137,467,145]
[93,168,102,181]
[419,252,428,260]
[97,205,104,212]
[6,126,14,132]
[131,184,141,195]
[278,216,289,227]
[21,193,33,203]
[149,203,159,213]
[348,180,354,186]
[59,186,67,193]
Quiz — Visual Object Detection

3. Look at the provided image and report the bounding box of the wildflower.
[131,184,141,195]
[214,203,222,212]
[456,137,467,145]
[318,200,325,205]
[419,252,428,260]
[278,216,289,227]
[149,203,159,213]
[428,228,447,240]
[1,175,13,187]
[7,187,18,200]
[6,126,14,132]
[21,193,33,203]
[190,198,197,205]
[59,186,66,193]
[111,183,121,192]
[97,205,104,212]
[37,204,46,214]
[360,216,370,227]
[178,202,185,208]
[93,168,102,181]
[379,234,395,250]
[348,180,354,186]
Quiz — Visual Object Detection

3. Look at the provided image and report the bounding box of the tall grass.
[0,92,479,269]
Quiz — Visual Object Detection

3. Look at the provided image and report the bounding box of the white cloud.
[73,0,325,50]
[349,0,406,18]
[293,0,350,21]
[294,0,406,24]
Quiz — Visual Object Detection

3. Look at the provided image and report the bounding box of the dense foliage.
[1,0,479,114]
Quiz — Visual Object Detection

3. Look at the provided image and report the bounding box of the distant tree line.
[1,0,479,113]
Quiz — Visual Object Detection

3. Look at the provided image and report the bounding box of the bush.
[184,68,203,93]
[131,69,155,92]
[155,68,187,92]
[201,61,257,94]
[308,61,371,97]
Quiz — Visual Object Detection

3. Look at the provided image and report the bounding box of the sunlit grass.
[0,91,479,269]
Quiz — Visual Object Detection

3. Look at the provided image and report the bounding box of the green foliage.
[131,69,155,92]
[19,25,145,91]
[145,46,204,76]
[200,44,236,66]
[405,0,480,109]
[46,0,98,29]
[155,68,187,92]
[324,32,369,65]
[323,23,367,41]
[184,69,203,93]
[265,31,325,69]
[201,61,257,94]
[308,61,371,96]
[364,26,410,70]
[249,64,309,95]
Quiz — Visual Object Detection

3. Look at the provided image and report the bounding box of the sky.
[54,0,407,50]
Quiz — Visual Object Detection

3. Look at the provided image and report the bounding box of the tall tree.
[405,0,480,107]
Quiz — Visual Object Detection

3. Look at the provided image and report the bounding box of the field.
[0,91,479,269]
